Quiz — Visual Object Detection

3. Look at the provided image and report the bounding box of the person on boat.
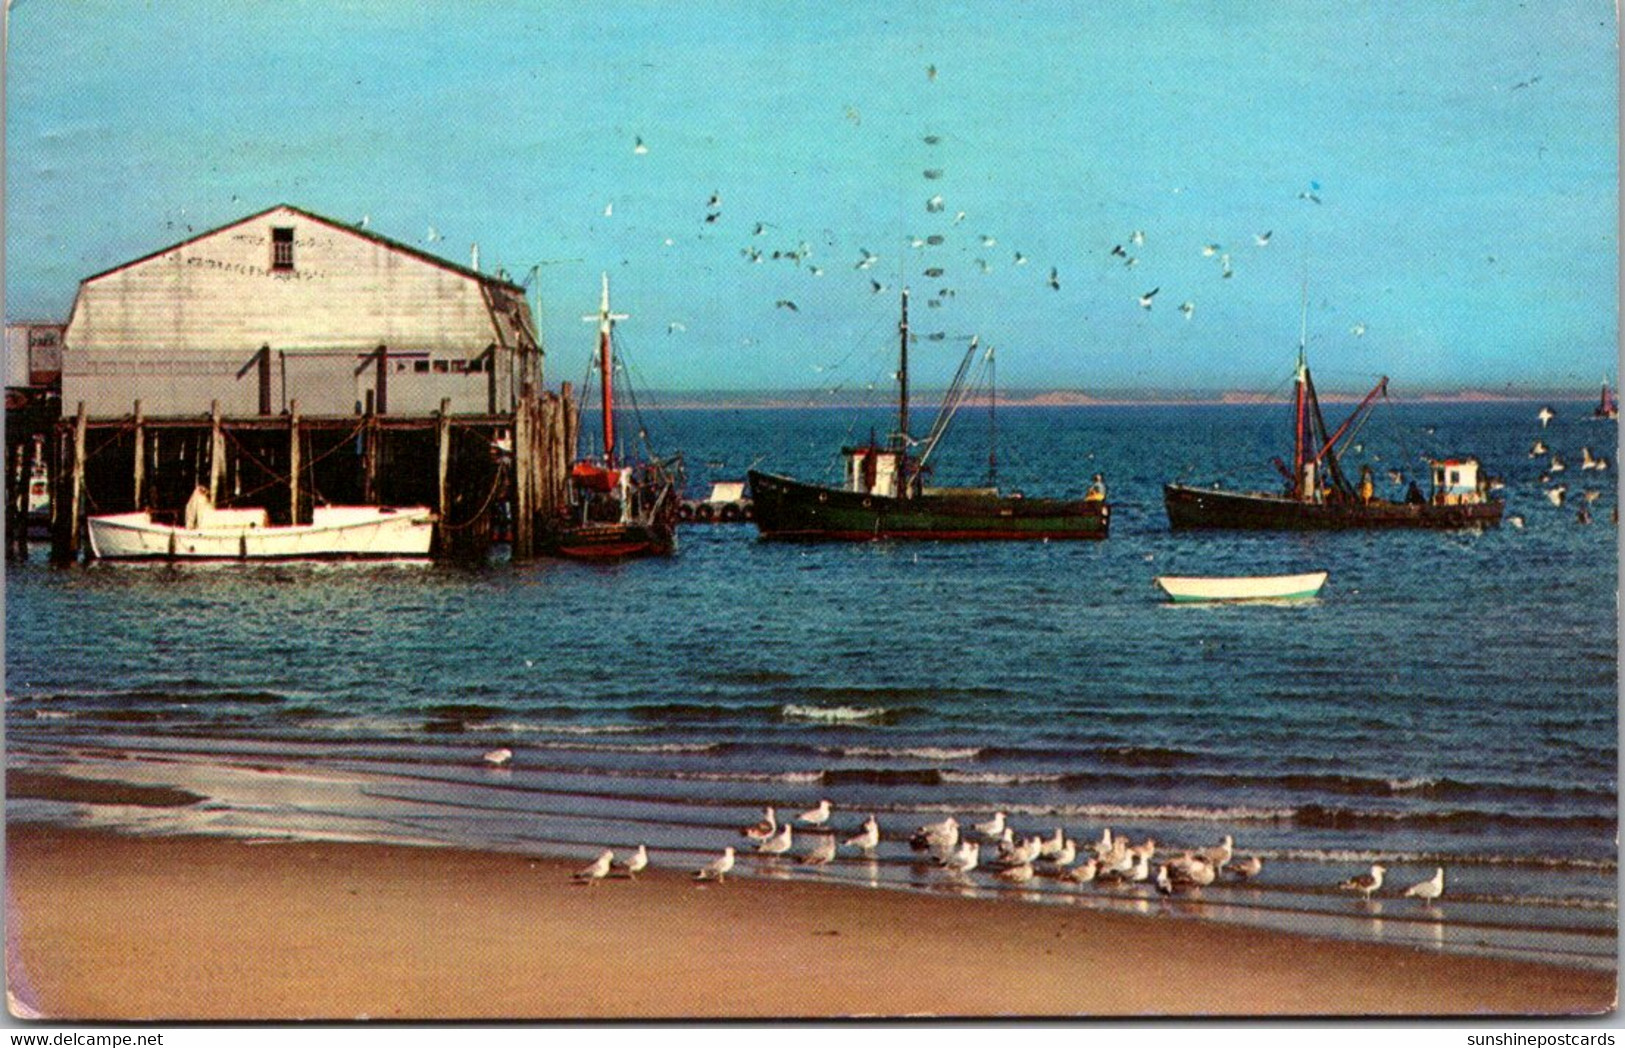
[1085,473,1107,502]
[184,485,211,530]
[1405,480,1425,505]
[1358,466,1375,505]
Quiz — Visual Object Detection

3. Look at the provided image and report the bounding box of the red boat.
[541,275,681,560]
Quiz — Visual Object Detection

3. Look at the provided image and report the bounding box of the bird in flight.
[1139,288,1160,309]
[775,300,799,312]
[1254,231,1272,247]
[633,136,648,155]
[1048,267,1060,290]
[1179,301,1194,320]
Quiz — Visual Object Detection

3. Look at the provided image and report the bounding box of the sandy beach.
[4,824,1613,1021]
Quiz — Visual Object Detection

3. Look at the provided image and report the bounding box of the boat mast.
[1292,280,1309,499]
[584,272,628,466]
[987,344,998,488]
[897,288,910,448]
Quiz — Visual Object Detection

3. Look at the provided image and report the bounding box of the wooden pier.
[10,385,578,564]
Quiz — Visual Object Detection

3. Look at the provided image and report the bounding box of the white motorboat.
[1154,571,1328,603]
[88,488,434,560]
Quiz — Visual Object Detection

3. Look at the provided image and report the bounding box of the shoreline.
[5,824,1614,1020]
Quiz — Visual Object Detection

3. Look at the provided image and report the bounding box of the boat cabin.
[1430,458,1488,505]
[842,445,906,499]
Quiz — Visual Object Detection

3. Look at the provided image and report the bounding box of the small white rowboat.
[88,494,434,561]
[1155,571,1328,603]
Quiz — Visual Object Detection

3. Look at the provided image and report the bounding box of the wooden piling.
[6,438,23,561]
[62,402,87,562]
[132,400,146,511]
[435,398,451,555]
[512,383,534,560]
[362,410,380,506]
[288,399,302,525]
[208,400,225,503]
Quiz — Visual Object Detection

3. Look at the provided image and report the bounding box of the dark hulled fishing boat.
[1593,381,1617,420]
[749,290,1109,541]
[541,275,681,560]
[1164,342,1503,531]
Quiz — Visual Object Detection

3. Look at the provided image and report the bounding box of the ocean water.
[6,399,1617,970]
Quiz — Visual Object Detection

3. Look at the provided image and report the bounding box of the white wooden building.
[61,205,540,418]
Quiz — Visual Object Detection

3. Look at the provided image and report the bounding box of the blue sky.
[5,2,1617,393]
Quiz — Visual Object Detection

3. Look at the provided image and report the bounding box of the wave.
[629,702,773,722]
[1291,804,1616,834]
[469,722,651,736]
[1264,848,1617,872]
[827,745,982,761]
[781,704,901,724]
[521,741,722,755]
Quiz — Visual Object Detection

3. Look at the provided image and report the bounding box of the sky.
[4,2,1618,394]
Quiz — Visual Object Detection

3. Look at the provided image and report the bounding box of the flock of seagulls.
[1524,405,1612,524]
[553,794,1453,912]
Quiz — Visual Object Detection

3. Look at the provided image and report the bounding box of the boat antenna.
[583,273,628,466]
[897,287,910,448]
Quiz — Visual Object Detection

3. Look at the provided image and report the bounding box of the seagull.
[758,822,793,855]
[1139,287,1160,309]
[983,234,998,247]
[1155,863,1176,895]
[694,847,735,883]
[926,195,945,213]
[1254,231,1272,247]
[975,258,991,273]
[1047,267,1060,290]
[1111,243,1128,258]
[1529,439,1548,457]
[911,816,959,852]
[855,248,878,270]
[1038,827,1067,860]
[1298,189,1323,204]
[667,321,687,334]
[869,279,887,294]
[953,211,967,224]
[996,861,1035,885]
[974,811,1007,839]
[1045,838,1077,867]
[1013,252,1028,266]
[801,833,837,866]
[482,747,513,767]
[1226,855,1263,880]
[1508,514,1525,529]
[633,136,649,155]
[742,806,777,841]
[809,265,824,277]
[1130,230,1146,246]
[1062,858,1098,884]
[1338,864,1386,900]
[1199,835,1234,869]
[926,63,937,81]
[1351,323,1367,337]
[845,815,881,853]
[573,849,614,885]
[798,799,832,826]
[603,203,614,217]
[1179,301,1194,320]
[617,845,649,879]
[1537,406,1555,427]
[1220,254,1233,278]
[707,191,722,209]
[1202,243,1222,257]
[705,212,720,224]
[1581,447,1600,470]
[940,841,980,875]
[1549,453,1566,473]
[775,300,799,312]
[426,225,442,242]
[1546,485,1567,507]
[1404,867,1445,904]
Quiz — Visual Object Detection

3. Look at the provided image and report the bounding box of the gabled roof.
[80,203,526,292]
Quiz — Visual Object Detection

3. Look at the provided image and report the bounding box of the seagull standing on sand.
[1226,855,1263,880]
[1200,834,1234,869]
[743,806,777,842]
[975,811,1007,839]
[996,861,1035,885]
[798,799,833,826]
[801,833,837,866]
[483,747,513,767]
[1403,867,1444,904]
[573,849,614,885]
[617,845,649,880]
[695,847,735,883]
[911,816,959,853]
[1063,858,1098,884]
[941,841,980,875]
[758,822,793,855]
[845,815,880,853]
[1338,864,1386,900]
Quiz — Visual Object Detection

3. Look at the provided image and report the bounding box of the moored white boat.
[88,492,434,560]
[1155,571,1328,603]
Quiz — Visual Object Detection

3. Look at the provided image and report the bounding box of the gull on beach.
[1045,839,1077,867]
[1403,867,1444,904]
[1537,406,1555,427]
[573,849,614,885]
[617,845,649,880]
[974,811,1007,839]
[1062,858,1098,884]
[758,823,794,855]
[1581,447,1600,470]
[801,833,837,866]
[1163,853,1216,889]
[996,861,1035,885]
[482,747,513,767]
[1199,835,1234,869]
[1338,864,1386,900]
[1037,827,1067,860]
[940,841,980,875]
[743,806,777,841]
[911,816,958,849]
[845,815,880,853]
[694,847,735,883]
[1226,855,1263,880]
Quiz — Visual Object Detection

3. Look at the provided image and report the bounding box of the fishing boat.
[1155,571,1328,603]
[540,275,681,560]
[87,488,434,560]
[748,290,1109,541]
[1163,314,1502,530]
[1593,381,1617,420]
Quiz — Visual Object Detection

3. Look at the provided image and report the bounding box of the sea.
[6,398,1617,970]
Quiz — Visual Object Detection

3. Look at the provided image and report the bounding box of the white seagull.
[1529,439,1548,457]
[974,811,1007,839]
[1338,864,1386,900]
[633,136,649,155]
[1226,855,1264,880]
[573,849,614,885]
[1546,485,1568,507]
[911,816,959,852]
[482,747,513,767]
[742,806,777,842]
[801,833,837,866]
[996,861,1035,885]
[1179,301,1195,320]
[941,841,980,875]
[1550,453,1566,473]
[845,815,881,853]
[1254,230,1272,247]
[1403,867,1445,904]
[694,847,735,883]
[1199,834,1234,869]
[798,799,833,826]
[617,845,649,879]
[758,822,793,855]
[1139,287,1160,310]
[1062,858,1098,884]
[1537,406,1555,427]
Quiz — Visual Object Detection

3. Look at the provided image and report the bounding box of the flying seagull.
[633,136,648,155]
[775,300,799,312]
[1047,267,1060,290]
[1139,287,1160,309]
[1179,301,1195,320]
[1537,405,1555,427]
[1254,230,1273,247]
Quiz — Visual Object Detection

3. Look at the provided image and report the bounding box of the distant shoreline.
[632,391,1609,411]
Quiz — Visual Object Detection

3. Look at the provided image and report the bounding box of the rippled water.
[6,399,1617,968]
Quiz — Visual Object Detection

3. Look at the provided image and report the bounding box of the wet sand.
[4,824,1614,1020]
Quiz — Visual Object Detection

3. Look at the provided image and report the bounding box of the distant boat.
[541,275,682,560]
[749,290,1110,541]
[88,489,433,560]
[1163,299,1502,531]
[1155,571,1328,603]
[1593,381,1618,420]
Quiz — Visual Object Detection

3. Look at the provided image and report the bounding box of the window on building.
[271,227,295,271]
[432,360,450,374]
[414,361,430,373]
[450,360,468,374]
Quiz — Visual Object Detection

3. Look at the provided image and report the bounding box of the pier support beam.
[513,383,535,561]
[209,400,225,504]
[288,400,302,525]
[361,411,380,506]
[132,401,146,511]
[435,398,451,556]
[51,402,87,564]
